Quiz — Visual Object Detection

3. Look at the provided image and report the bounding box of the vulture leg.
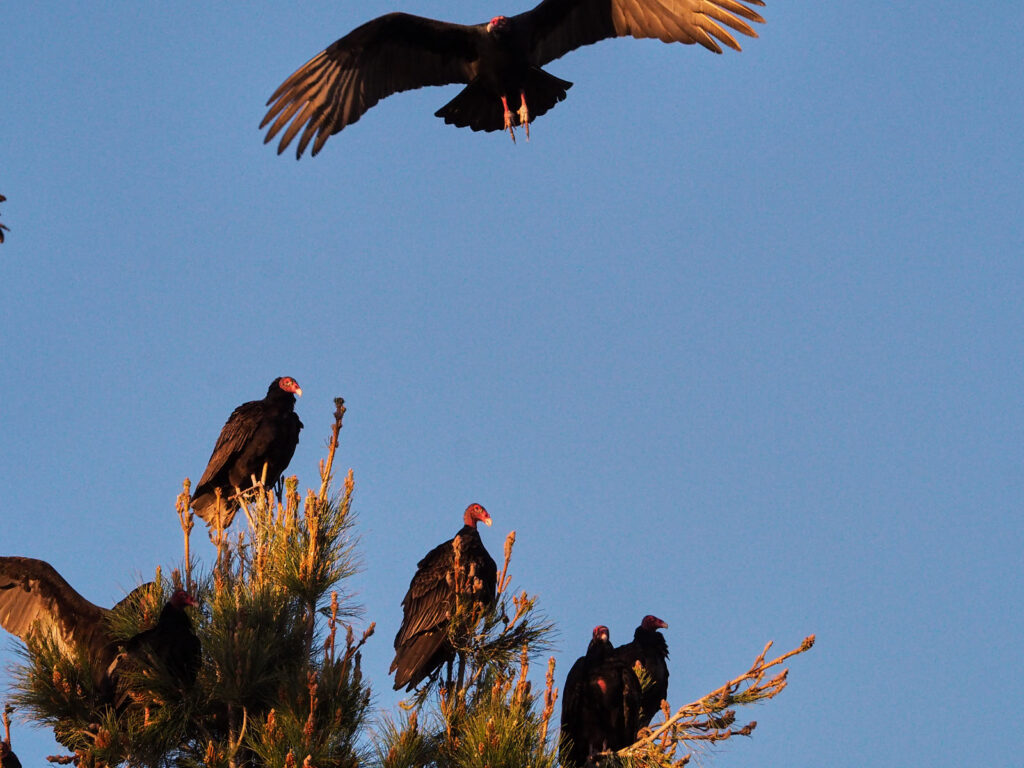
[518,90,530,141]
[501,95,516,144]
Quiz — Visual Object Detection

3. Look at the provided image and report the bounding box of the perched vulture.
[0,556,150,699]
[191,377,303,533]
[0,194,8,244]
[560,625,642,767]
[123,589,201,687]
[390,503,497,691]
[615,614,670,728]
[262,0,767,156]
[0,741,20,768]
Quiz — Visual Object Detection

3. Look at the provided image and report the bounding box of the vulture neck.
[635,626,668,656]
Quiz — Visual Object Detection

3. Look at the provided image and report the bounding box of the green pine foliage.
[6,399,812,768]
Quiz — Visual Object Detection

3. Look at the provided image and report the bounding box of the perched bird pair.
[0,557,201,701]
[262,0,767,156]
[560,615,670,766]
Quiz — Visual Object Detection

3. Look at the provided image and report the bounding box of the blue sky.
[2,2,1022,766]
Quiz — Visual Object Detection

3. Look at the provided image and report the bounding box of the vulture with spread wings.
[0,556,150,699]
[390,503,497,691]
[262,0,767,155]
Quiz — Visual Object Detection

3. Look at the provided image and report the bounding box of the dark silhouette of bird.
[615,614,669,728]
[262,0,767,156]
[0,194,8,244]
[191,377,303,533]
[123,589,201,687]
[0,741,21,768]
[0,557,151,700]
[390,503,497,691]
[560,624,642,766]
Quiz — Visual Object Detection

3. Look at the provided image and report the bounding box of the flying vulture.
[191,377,303,533]
[262,0,767,156]
[0,741,20,768]
[123,589,201,687]
[0,556,150,699]
[560,625,642,767]
[0,194,8,244]
[390,503,497,691]
[615,614,670,728]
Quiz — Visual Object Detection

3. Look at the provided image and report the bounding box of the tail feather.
[435,68,573,132]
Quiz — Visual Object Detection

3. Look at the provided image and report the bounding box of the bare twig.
[618,635,816,764]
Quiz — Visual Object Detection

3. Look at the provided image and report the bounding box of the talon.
[501,95,516,143]
[518,90,530,141]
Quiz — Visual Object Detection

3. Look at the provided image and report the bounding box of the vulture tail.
[435,68,573,133]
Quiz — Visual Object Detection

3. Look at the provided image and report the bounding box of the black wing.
[193,400,265,495]
[393,537,456,653]
[0,556,107,656]
[262,13,483,158]
[521,0,766,66]
[0,194,7,244]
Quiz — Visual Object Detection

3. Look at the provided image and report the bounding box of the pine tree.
[6,398,813,768]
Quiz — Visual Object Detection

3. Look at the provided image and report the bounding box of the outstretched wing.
[262,13,482,158]
[0,556,107,655]
[522,0,766,66]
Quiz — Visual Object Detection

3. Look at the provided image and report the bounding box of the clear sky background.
[2,2,1022,766]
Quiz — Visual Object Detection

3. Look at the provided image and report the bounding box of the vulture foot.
[501,95,516,144]
[518,91,530,141]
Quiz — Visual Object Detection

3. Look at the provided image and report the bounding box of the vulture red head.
[169,589,199,609]
[276,376,303,397]
[641,615,668,630]
[463,503,492,528]
[487,15,509,32]
[593,625,610,642]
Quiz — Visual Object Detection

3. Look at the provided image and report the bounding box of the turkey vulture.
[560,625,642,767]
[262,0,767,156]
[0,194,8,244]
[123,589,201,687]
[191,377,303,533]
[0,741,20,768]
[0,556,151,699]
[615,614,669,728]
[390,503,497,691]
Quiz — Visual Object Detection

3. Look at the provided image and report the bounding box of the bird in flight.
[262,0,767,156]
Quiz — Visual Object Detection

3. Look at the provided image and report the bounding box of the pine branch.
[616,635,816,766]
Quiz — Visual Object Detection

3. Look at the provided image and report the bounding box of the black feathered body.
[560,632,642,766]
[435,17,572,132]
[616,625,669,727]
[125,600,201,686]
[191,380,302,531]
[390,524,497,691]
[0,741,21,768]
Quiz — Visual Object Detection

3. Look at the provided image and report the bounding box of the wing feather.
[0,557,106,655]
[262,13,481,157]
[524,0,766,65]
[193,401,263,493]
